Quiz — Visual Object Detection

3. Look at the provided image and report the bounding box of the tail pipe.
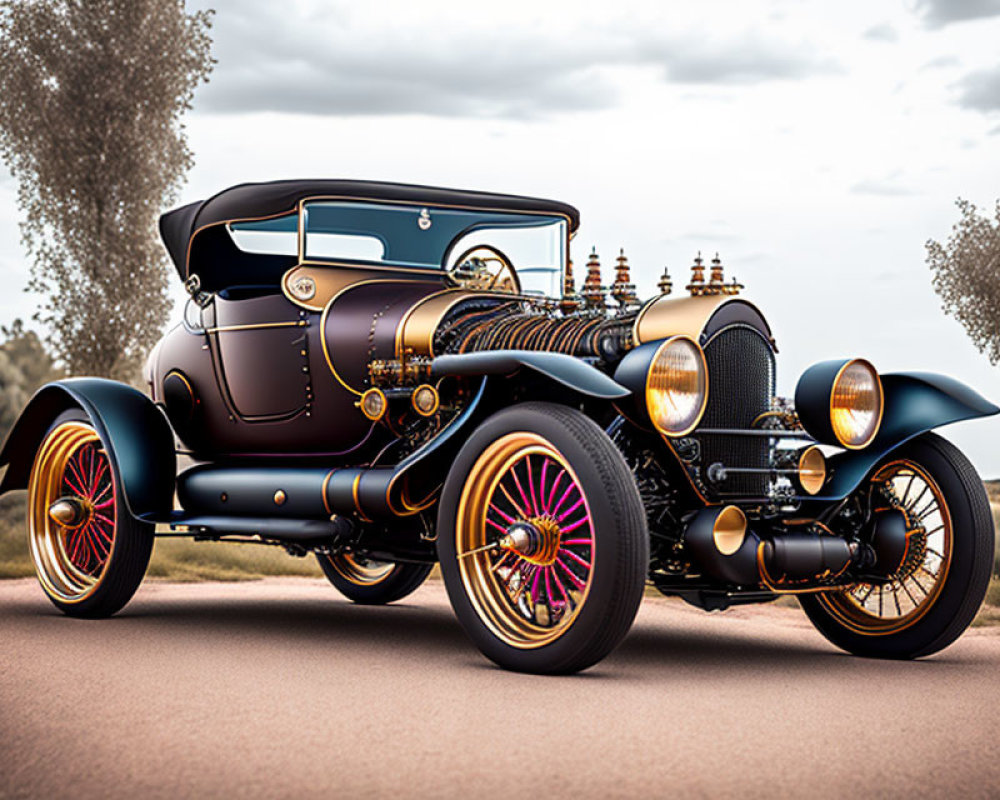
[683,506,905,589]
[176,464,433,522]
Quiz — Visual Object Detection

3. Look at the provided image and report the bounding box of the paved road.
[2,577,998,799]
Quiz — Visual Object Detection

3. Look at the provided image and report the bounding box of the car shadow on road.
[16,587,980,675]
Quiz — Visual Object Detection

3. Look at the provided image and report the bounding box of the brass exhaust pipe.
[684,505,855,588]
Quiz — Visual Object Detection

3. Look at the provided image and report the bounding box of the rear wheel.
[800,433,994,658]
[437,402,648,674]
[27,412,153,617]
[317,552,432,604]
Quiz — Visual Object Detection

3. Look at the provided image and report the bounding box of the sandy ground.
[1,577,999,799]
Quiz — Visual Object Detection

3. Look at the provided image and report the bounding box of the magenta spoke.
[90,520,114,543]
[489,503,517,525]
[561,548,592,570]
[556,557,586,589]
[64,475,87,497]
[87,447,96,496]
[68,529,85,561]
[550,566,570,605]
[544,567,554,609]
[560,515,591,535]
[530,564,542,600]
[486,517,507,534]
[526,456,539,518]
[94,512,116,527]
[544,470,565,514]
[540,458,549,513]
[551,482,578,518]
[93,499,114,510]
[510,466,534,517]
[561,538,592,546]
[66,456,86,491]
[92,459,108,491]
[92,481,112,504]
[557,496,585,522]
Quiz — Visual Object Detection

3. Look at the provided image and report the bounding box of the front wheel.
[800,433,994,659]
[317,552,432,605]
[27,412,154,617]
[437,402,648,674]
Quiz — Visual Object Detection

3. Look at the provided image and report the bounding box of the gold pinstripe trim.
[321,470,334,516]
[352,473,372,522]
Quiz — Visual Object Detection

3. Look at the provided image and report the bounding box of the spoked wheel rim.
[819,460,953,635]
[327,553,394,585]
[455,433,595,649]
[28,422,117,603]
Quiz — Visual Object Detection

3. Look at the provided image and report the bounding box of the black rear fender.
[0,379,176,519]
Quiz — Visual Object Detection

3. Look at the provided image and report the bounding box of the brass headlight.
[797,445,827,495]
[645,336,708,437]
[830,359,883,449]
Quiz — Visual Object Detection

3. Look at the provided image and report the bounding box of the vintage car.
[1,179,997,674]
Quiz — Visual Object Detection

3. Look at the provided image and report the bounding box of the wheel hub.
[48,497,91,529]
[501,519,562,566]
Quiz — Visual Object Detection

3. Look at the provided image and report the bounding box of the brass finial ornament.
[560,257,582,314]
[725,274,744,296]
[582,247,607,310]
[686,252,706,296]
[709,253,725,293]
[610,248,639,310]
[657,266,673,296]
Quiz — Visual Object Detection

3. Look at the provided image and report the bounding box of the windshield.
[303,200,567,294]
[226,200,569,298]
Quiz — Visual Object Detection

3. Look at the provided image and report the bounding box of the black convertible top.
[159,179,580,287]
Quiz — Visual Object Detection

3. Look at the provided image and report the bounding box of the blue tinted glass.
[303,201,562,269]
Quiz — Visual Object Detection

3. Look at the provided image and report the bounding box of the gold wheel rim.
[455,433,595,650]
[818,460,953,635]
[328,552,394,585]
[27,421,117,603]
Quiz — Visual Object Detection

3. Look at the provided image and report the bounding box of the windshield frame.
[293,195,571,290]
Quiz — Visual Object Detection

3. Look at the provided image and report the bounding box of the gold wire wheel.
[27,421,117,604]
[455,433,595,650]
[327,552,395,585]
[817,460,953,635]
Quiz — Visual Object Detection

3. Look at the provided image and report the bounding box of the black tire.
[27,410,154,618]
[437,402,648,674]
[800,433,994,659]
[317,552,432,605]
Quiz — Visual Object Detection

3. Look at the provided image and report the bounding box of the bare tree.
[0,0,213,380]
[927,198,1000,364]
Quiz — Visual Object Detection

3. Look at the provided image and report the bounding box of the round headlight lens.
[646,336,708,436]
[830,359,883,449]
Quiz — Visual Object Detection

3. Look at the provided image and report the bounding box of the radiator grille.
[696,325,775,497]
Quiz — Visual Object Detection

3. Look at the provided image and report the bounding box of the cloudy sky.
[2,0,1000,471]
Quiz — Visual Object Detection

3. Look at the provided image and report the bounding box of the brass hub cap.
[455,433,595,649]
[28,422,117,603]
[818,460,952,635]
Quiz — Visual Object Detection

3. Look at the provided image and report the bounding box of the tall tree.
[0,0,213,379]
[0,319,60,439]
[927,198,1000,364]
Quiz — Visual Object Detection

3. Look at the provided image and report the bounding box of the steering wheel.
[448,245,521,294]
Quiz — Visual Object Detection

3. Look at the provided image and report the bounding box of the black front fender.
[0,378,176,519]
[430,350,629,400]
[811,371,998,500]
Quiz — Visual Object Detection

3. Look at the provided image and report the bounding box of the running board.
[145,512,351,542]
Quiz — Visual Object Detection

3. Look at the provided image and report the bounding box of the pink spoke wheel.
[456,432,596,647]
[28,421,117,602]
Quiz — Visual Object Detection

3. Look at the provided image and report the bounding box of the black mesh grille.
[696,325,775,497]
